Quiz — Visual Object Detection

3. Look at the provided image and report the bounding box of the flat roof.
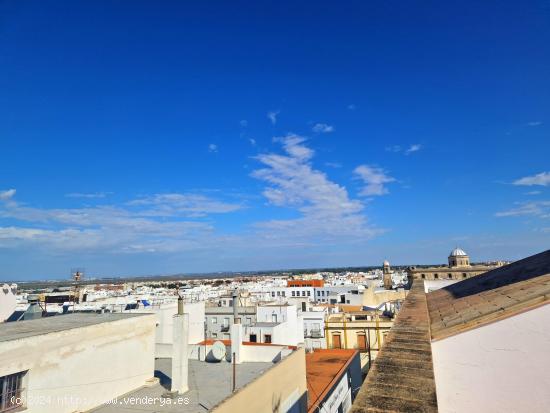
[306,349,358,412]
[90,358,275,412]
[0,313,150,342]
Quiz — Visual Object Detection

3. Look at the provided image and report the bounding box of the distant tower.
[383,260,392,290]
[448,248,470,268]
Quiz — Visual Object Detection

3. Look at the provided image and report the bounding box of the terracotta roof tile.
[427,249,550,340]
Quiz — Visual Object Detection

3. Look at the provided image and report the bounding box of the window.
[302,291,306,297]
[292,291,296,297]
[246,317,252,325]
[1,371,26,413]
[264,334,272,344]
[223,317,230,327]
[317,291,320,296]
[212,333,217,337]
[307,291,311,297]
[434,274,439,279]
[421,274,425,279]
[272,314,278,322]
[211,318,217,324]
[357,334,367,350]
[250,334,257,343]
[463,273,467,279]
[271,292,275,297]
[448,274,453,279]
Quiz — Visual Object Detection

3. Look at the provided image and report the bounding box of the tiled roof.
[350,281,437,413]
[306,349,359,413]
[427,249,550,341]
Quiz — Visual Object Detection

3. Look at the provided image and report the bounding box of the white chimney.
[171,298,189,394]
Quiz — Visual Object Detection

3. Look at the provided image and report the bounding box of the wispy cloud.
[251,134,379,243]
[0,190,242,253]
[0,189,16,201]
[312,123,334,133]
[347,104,356,110]
[66,192,111,199]
[240,120,248,127]
[267,110,280,125]
[386,144,422,155]
[495,201,550,218]
[385,145,402,153]
[513,172,550,187]
[354,165,396,196]
[526,191,542,195]
[527,121,542,127]
[208,143,218,153]
[325,162,342,168]
[249,138,256,146]
[405,144,422,155]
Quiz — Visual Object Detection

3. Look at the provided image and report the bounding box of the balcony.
[305,329,323,338]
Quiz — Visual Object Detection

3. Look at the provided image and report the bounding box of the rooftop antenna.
[70,268,85,313]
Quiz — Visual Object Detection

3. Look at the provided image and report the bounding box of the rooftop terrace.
[0,313,149,342]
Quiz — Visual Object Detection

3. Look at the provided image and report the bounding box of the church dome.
[449,247,468,257]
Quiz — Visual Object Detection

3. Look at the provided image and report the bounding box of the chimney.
[231,288,243,364]
[171,296,189,394]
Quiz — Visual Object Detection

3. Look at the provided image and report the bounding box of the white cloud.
[347,104,356,110]
[526,191,542,195]
[495,201,550,218]
[251,134,378,242]
[249,138,256,146]
[0,189,16,201]
[354,165,396,196]
[240,120,248,127]
[405,144,422,155]
[513,172,550,187]
[385,145,402,153]
[312,123,334,133]
[208,143,218,153]
[267,110,280,125]
[527,121,542,126]
[325,162,342,168]
[65,192,111,199]
[0,190,242,253]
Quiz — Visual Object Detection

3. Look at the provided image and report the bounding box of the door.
[357,334,367,350]
[332,334,341,349]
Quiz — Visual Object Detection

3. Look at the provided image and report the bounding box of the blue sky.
[1,1,549,280]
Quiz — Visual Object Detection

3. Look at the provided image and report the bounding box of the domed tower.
[448,247,470,268]
[383,260,392,289]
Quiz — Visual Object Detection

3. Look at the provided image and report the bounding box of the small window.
[434,274,439,279]
[292,291,295,297]
[271,292,275,297]
[246,317,252,325]
[272,314,277,323]
[463,273,467,278]
[307,291,311,297]
[421,274,426,279]
[211,318,217,324]
[302,291,306,297]
[264,334,272,344]
[250,334,257,342]
[448,274,452,279]
[212,333,217,337]
[1,371,27,412]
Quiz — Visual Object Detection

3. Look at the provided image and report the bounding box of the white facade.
[0,314,156,413]
[0,283,17,321]
[432,303,550,413]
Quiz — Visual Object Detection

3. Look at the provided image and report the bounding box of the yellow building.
[407,247,506,281]
[325,310,394,370]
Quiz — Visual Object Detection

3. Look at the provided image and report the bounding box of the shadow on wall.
[272,391,308,413]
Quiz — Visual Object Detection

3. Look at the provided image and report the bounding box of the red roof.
[306,349,358,412]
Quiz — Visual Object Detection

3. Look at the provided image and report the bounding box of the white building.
[0,313,156,413]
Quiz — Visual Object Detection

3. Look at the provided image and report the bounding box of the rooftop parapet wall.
[350,281,438,413]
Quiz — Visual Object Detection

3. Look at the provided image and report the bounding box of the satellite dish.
[211,340,227,362]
